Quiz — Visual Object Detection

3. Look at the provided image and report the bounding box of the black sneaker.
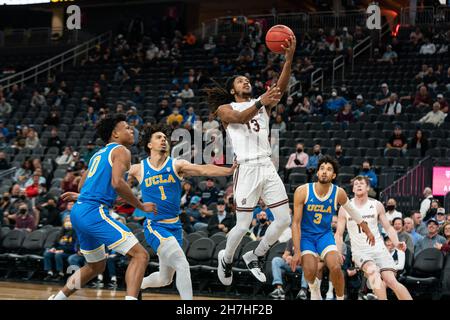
[44,272,54,281]
[269,288,285,299]
[296,287,308,300]
[108,280,118,289]
[218,250,233,285]
[90,279,104,288]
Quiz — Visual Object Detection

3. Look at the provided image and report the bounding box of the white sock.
[336,295,344,300]
[54,291,68,300]
[111,276,117,282]
[308,278,320,291]
[97,274,103,281]
[223,211,253,263]
[125,296,137,300]
[327,281,334,296]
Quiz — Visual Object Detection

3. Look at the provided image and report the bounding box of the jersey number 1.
[159,186,167,200]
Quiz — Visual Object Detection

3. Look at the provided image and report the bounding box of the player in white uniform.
[206,35,296,285]
[335,176,413,300]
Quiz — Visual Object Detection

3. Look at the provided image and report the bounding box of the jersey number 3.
[313,213,322,224]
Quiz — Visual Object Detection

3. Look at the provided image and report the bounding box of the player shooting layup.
[335,176,412,300]
[206,35,296,285]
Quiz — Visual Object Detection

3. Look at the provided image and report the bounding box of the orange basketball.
[265,25,294,54]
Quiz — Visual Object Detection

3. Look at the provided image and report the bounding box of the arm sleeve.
[341,200,363,225]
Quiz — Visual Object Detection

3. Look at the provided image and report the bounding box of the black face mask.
[259,218,267,224]
[19,208,27,215]
[3,197,9,202]
[19,195,26,201]
[297,148,303,153]
[386,205,395,212]
[362,168,369,172]
[314,151,320,155]
[335,151,342,156]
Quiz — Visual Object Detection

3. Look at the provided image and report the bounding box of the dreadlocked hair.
[204,75,242,113]
[139,123,172,155]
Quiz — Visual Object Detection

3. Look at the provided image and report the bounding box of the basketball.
[265,24,294,54]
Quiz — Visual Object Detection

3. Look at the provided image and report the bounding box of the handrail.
[310,68,323,92]
[288,80,301,98]
[0,31,112,90]
[351,35,372,72]
[0,167,17,179]
[332,55,344,88]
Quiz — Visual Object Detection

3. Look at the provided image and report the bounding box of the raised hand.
[260,85,282,107]
[281,35,297,62]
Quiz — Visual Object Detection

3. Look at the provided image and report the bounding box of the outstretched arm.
[337,188,375,246]
[174,159,237,177]
[291,184,306,271]
[276,35,296,95]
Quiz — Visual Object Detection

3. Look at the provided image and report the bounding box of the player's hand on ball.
[290,251,301,272]
[397,241,407,251]
[61,192,79,202]
[281,35,296,61]
[142,202,157,214]
[260,85,282,107]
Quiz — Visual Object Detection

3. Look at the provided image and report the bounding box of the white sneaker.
[217,250,233,286]
[242,251,266,283]
[141,275,152,290]
[310,288,323,300]
[48,294,55,300]
[326,293,334,300]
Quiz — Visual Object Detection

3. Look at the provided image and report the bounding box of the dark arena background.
[0,0,449,303]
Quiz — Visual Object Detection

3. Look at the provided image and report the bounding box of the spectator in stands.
[306,144,323,179]
[113,65,130,84]
[435,222,450,255]
[252,210,270,240]
[336,103,355,127]
[327,89,348,113]
[30,90,47,109]
[180,180,194,210]
[408,129,429,157]
[207,199,234,236]
[419,38,436,55]
[424,199,440,222]
[0,97,12,117]
[383,93,402,115]
[269,237,308,300]
[378,45,398,64]
[82,141,98,164]
[404,216,424,246]
[24,168,46,188]
[392,217,414,253]
[60,200,73,222]
[47,127,63,153]
[0,192,12,218]
[384,236,405,272]
[166,107,183,127]
[436,94,448,113]
[375,83,391,107]
[146,42,159,62]
[422,67,438,91]
[384,125,407,156]
[272,115,286,133]
[61,167,80,194]
[0,151,10,170]
[409,27,423,46]
[0,120,11,142]
[201,178,219,206]
[186,196,209,231]
[43,216,77,281]
[436,208,447,226]
[414,219,446,257]
[352,94,374,118]
[126,106,143,127]
[418,102,445,127]
[203,113,219,133]
[52,89,67,108]
[412,210,428,237]
[84,106,98,127]
[44,110,60,128]
[385,198,403,223]
[334,144,346,167]
[358,160,378,190]
[203,36,216,52]
[24,174,44,199]
[183,106,197,129]
[155,99,172,123]
[36,197,60,227]
[237,43,255,65]
[413,85,433,109]
[56,146,74,166]
[179,83,195,99]
[14,159,33,186]
[286,143,309,170]
[419,187,433,218]
[14,203,36,232]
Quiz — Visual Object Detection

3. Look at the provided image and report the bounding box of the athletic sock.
[125,296,137,300]
[54,291,68,300]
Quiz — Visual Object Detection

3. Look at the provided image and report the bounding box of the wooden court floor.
[0,281,226,300]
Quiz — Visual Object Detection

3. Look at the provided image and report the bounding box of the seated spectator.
[126,106,143,128]
[336,103,355,126]
[183,31,197,46]
[203,113,219,133]
[113,65,130,84]
[25,128,41,149]
[91,250,121,289]
[56,146,74,166]
[24,168,46,188]
[414,219,446,257]
[207,199,235,236]
[272,115,286,133]
[36,197,60,227]
[418,102,446,127]
[60,200,74,222]
[375,83,391,107]
[392,217,414,253]
[378,45,398,64]
[408,129,429,157]
[84,106,98,127]
[252,210,270,240]
[285,143,309,170]
[436,208,447,226]
[334,144,346,167]
[43,216,77,281]
[352,94,374,118]
[435,222,450,255]
[0,97,12,117]
[358,160,378,191]
[311,95,326,115]
[61,168,81,193]
[413,85,433,109]
[383,93,402,115]
[14,203,36,232]
[412,210,428,236]
[183,106,197,129]
[306,144,323,179]
[0,120,11,142]
[269,237,308,300]
[326,89,348,113]
[47,127,63,153]
[236,43,255,65]
[252,199,274,226]
[436,94,448,113]
[419,38,436,55]
[409,27,423,46]
[14,159,34,186]
[422,67,438,90]
[180,180,194,210]
[384,236,405,272]
[385,198,402,223]
[81,141,98,164]
[44,110,60,128]
[201,178,219,206]
[0,151,10,170]
[424,199,440,222]
[25,176,45,199]
[155,99,172,123]
[186,196,207,231]
[30,90,47,109]
[179,84,195,99]
[129,85,144,106]
[167,107,184,126]
[403,216,424,245]
[384,125,407,156]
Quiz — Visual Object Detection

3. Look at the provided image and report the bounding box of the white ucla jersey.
[345,198,385,252]
[226,98,272,163]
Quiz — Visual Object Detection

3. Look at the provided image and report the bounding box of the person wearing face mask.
[358,160,378,190]
[286,143,309,170]
[334,144,346,167]
[385,198,402,224]
[36,197,60,227]
[306,144,323,180]
[43,216,77,281]
[424,200,440,222]
[252,211,271,241]
[14,204,36,232]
